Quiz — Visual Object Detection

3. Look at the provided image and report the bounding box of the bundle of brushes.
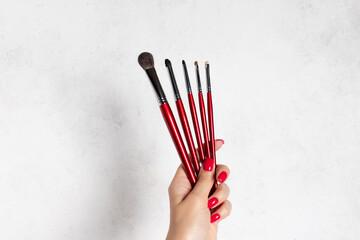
[138,52,217,189]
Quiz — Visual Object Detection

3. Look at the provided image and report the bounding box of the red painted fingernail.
[218,171,228,183]
[211,213,220,223]
[203,158,214,171]
[208,197,218,209]
[216,139,224,144]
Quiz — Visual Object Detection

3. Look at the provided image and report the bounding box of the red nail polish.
[208,197,218,209]
[211,213,220,223]
[218,171,228,183]
[216,139,224,144]
[203,158,214,171]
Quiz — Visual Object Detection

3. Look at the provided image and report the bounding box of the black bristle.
[195,62,202,93]
[165,59,171,67]
[165,59,181,100]
[138,52,154,70]
[182,60,192,94]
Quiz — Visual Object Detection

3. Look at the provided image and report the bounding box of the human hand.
[166,139,231,240]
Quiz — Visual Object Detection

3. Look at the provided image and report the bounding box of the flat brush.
[182,60,205,164]
[206,61,218,189]
[165,59,200,174]
[138,52,196,186]
[195,61,211,159]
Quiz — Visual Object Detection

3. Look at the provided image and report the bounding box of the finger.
[168,165,192,206]
[215,164,230,183]
[215,139,224,151]
[197,139,224,163]
[191,158,215,197]
[207,183,230,209]
[210,200,232,224]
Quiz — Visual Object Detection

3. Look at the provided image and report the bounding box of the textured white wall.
[1,0,360,239]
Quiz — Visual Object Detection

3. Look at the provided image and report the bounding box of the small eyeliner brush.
[206,61,218,189]
[182,60,205,163]
[165,59,200,175]
[195,61,211,159]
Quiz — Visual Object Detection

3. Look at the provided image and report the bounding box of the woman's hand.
[167,139,231,240]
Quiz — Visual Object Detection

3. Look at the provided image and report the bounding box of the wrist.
[166,227,190,240]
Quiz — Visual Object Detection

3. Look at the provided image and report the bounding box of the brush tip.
[138,52,154,70]
[205,61,209,65]
[182,60,185,65]
[194,61,198,65]
[165,59,171,67]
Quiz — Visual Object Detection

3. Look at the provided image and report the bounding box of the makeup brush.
[165,59,200,174]
[195,61,211,159]
[182,60,205,163]
[138,52,196,186]
[205,61,215,162]
[206,61,218,188]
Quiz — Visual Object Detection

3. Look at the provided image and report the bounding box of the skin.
[167,139,232,240]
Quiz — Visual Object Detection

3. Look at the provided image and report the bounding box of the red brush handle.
[160,103,197,187]
[199,92,211,159]
[207,92,218,189]
[188,93,205,162]
[207,92,216,163]
[176,99,200,174]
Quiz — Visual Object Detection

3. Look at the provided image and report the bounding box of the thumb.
[191,158,215,197]
[168,165,192,206]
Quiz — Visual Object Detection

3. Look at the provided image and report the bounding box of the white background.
[1,0,360,239]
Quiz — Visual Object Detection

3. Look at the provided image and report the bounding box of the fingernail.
[216,139,225,144]
[218,171,228,183]
[211,213,220,223]
[208,197,218,209]
[203,158,214,171]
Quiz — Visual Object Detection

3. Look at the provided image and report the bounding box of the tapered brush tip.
[205,61,209,65]
[138,52,154,70]
[165,59,172,67]
[182,60,186,65]
[194,61,198,65]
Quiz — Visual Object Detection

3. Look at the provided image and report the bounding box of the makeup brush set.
[138,52,218,189]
